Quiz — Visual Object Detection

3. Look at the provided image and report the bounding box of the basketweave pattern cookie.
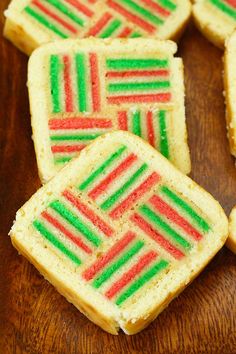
[10,131,228,334]
[4,0,191,55]
[28,38,191,183]
[193,0,236,48]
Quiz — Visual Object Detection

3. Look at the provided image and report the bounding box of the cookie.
[193,0,236,48]
[228,207,236,253]
[4,0,191,55]
[10,131,228,334]
[28,38,191,183]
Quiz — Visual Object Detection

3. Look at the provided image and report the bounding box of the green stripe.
[50,200,101,246]
[208,0,236,19]
[116,259,168,305]
[76,53,87,112]
[24,7,68,38]
[33,220,81,265]
[132,111,141,137]
[99,19,122,38]
[78,146,127,191]
[161,186,211,232]
[106,58,168,70]
[159,110,169,158]
[108,81,170,92]
[50,55,61,113]
[45,0,84,26]
[118,0,163,25]
[93,240,144,288]
[140,205,191,249]
[101,163,148,210]
[130,32,142,38]
[158,0,177,11]
[54,156,72,164]
[50,134,100,141]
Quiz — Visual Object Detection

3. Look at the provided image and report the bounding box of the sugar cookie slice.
[10,131,228,334]
[228,207,236,253]
[4,0,191,55]
[193,0,236,48]
[28,38,191,183]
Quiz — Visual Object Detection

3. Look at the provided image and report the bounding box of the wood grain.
[0,1,235,352]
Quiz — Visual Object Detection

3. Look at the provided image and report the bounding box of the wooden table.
[0,1,235,352]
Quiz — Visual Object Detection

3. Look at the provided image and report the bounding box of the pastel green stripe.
[54,156,72,164]
[33,220,81,265]
[118,0,163,25]
[208,0,236,19]
[140,205,191,249]
[50,55,61,113]
[107,58,168,70]
[101,163,148,210]
[159,110,169,158]
[108,81,170,92]
[50,134,100,141]
[78,146,127,191]
[132,111,141,137]
[93,240,144,288]
[45,0,84,26]
[76,53,87,112]
[157,0,177,11]
[130,32,142,38]
[24,7,68,38]
[116,259,168,305]
[99,19,122,38]
[161,186,211,232]
[50,200,101,247]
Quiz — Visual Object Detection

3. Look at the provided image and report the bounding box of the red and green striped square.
[207,0,236,20]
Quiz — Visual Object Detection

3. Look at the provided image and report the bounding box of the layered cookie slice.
[4,0,191,55]
[10,131,228,334]
[193,0,236,48]
[28,38,191,183]
[228,207,236,253]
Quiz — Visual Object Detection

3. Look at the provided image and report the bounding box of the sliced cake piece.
[10,131,228,335]
[228,207,236,253]
[224,30,236,157]
[193,0,236,48]
[28,38,191,183]
[4,0,191,55]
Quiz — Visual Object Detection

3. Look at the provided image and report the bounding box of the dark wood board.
[0,1,235,352]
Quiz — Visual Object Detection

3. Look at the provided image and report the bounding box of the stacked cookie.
[3,0,234,335]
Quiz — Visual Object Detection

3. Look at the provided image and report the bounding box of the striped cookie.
[4,0,191,55]
[10,131,228,334]
[28,38,191,183]
[193,0,236,48]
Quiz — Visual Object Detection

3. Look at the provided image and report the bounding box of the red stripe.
[65,0,94,17]
[88,0,97,2]
[147,111,155,147]
[224,0,236,8]
[32,0,78,33]
[140,0,170,16]
[107,93,171,104]
[149,195,203,241]
[63,55,74,112]
[42,211,92,254]
[130,213,185,259]
[49,117,112,130]
[88,153,137,200]
[63,190,114,237]
[107,0,156,33]
[106,70,169,78]
[51,145,86,153]
[118,27,132,37]
[105,251,157,299]
[86,12,112,36]
[82,231,136,280]
[110,172,160,219]
[89,53,101,112]
[118,111,128,130]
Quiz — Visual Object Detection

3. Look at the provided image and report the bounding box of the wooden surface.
[0,1,235,352]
